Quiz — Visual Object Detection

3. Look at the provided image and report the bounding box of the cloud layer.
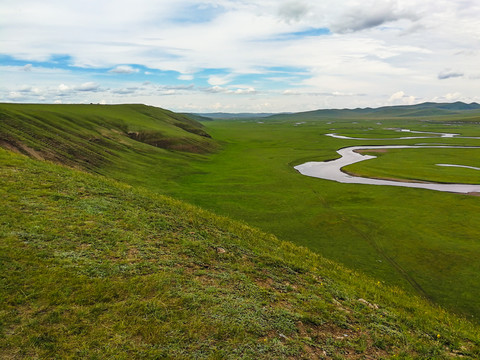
[1,0,480,112]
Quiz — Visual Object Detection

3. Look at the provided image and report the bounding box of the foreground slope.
[1,149,480,359]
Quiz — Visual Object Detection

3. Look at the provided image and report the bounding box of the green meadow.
[2,103,480,357]
[345,147,480,184]
[159,117,480,318]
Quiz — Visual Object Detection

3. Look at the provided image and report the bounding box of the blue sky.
[1,0,479,112]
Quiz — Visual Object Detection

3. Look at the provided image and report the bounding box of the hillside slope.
[1,149,480,359]
[0,103,216,171]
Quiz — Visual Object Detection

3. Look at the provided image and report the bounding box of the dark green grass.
[2,149,480,359]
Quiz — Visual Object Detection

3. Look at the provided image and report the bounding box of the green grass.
[0,102,217,194]
[0,102,216,170]
[344,148,480,184]
[2,148,480,359]
[160,118,480,319]
[2,103,480,322]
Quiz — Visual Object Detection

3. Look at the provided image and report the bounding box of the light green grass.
[344,148,480,184]
[159,118,480,319]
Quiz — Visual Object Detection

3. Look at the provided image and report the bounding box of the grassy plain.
[156,116,480,319]
[2,148,480,359]
[2,103,480,322]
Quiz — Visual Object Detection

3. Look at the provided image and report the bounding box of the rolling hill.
[1,103,480,358]
[0,103,216,171]
[265,101,480,121]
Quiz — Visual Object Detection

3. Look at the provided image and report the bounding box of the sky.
[1,0,480,113]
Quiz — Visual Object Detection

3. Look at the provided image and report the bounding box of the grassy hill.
[1,148,480,359]
[2,103,480,358]
[0,103,216,170]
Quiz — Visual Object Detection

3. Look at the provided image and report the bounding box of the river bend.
[294,145,480,194]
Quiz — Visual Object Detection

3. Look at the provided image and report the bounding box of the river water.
[294,144,480,194]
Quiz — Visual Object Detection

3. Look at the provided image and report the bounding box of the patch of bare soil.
[296,320,391,360]
[0,139,44,160]
[467,192,480,196]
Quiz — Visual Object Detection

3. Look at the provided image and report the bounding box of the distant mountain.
[194,112,285,120]
[191,102,480,121]
[407,101,480,111]
[182,113,215,122]
[357,101,480,114]
[267,101,480,120]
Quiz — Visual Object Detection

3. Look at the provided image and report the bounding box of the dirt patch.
[467,192,480,196]
[296,320,391,360]
[0,139,45,160]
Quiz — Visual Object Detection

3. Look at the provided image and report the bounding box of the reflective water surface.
[295,145,480,194]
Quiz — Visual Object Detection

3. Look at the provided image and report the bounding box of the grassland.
[2,103,480,329]
[2,148,480,359]
[161,116,480,320]
[344,148,480,184]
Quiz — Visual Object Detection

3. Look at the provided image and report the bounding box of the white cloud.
[58,84,70,92]
[388,91,416,105]
[75,82,100,91]
[234,87,256,94]
[1,1,480,111]
[204,85,226,93]
[208,75,233,86]
[8,92,23,100]
[390,91,405,101]
[445,92,462,101]
[283,89,301,95]
[109,65,139,74]
[178,74,194,81]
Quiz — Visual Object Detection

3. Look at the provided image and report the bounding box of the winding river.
[294,130,480,194]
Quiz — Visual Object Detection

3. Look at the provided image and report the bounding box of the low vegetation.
[345,148,480,184]
[2,102,480,358]
[1,149,480,359]
[0,103,216,170]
